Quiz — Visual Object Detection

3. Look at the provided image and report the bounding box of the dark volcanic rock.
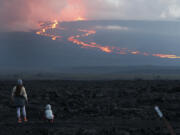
[0,80,179,135]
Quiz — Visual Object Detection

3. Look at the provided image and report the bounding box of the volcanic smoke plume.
[1,0,180,31]
[0,0,86,31]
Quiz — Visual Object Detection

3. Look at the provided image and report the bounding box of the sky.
[1,0,180,31]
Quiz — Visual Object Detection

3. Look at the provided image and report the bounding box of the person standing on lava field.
[11,79,28,123]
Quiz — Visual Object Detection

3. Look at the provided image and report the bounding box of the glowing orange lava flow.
[152,54,180,59]
[36,20,62,40]
[68,29,113,53]
[68,28,180,59]
[75,17,86,21]
[68,29,143,54]
[36,20,180,59]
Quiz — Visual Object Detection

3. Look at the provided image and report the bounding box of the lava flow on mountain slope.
[35,19,180,59]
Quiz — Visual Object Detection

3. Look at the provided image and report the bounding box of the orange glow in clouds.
[59,0,86,21]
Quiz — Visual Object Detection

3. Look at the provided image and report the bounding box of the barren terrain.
[0,80,180,135]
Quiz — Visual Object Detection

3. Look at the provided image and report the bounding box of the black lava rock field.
[0,80,180,135]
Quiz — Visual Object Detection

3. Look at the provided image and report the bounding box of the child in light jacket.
[45,104,54,123]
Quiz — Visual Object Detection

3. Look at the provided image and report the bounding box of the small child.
[45,104,54,123]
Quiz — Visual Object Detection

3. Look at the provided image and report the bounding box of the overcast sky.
[1,0,180,31]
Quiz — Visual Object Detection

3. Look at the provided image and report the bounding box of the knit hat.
[17,79,23,85]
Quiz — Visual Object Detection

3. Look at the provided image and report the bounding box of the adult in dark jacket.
[12,79,28,123]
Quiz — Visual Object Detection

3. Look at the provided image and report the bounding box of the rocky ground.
[0,80,180,135]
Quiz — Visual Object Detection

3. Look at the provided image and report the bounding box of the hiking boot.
[24,117,28,122]
[18,118,22,123]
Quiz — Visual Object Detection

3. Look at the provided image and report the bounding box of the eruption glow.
[75,17,86,21]
[36,21,180,59]
[59,0,86,22]
[36,20,62,40]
